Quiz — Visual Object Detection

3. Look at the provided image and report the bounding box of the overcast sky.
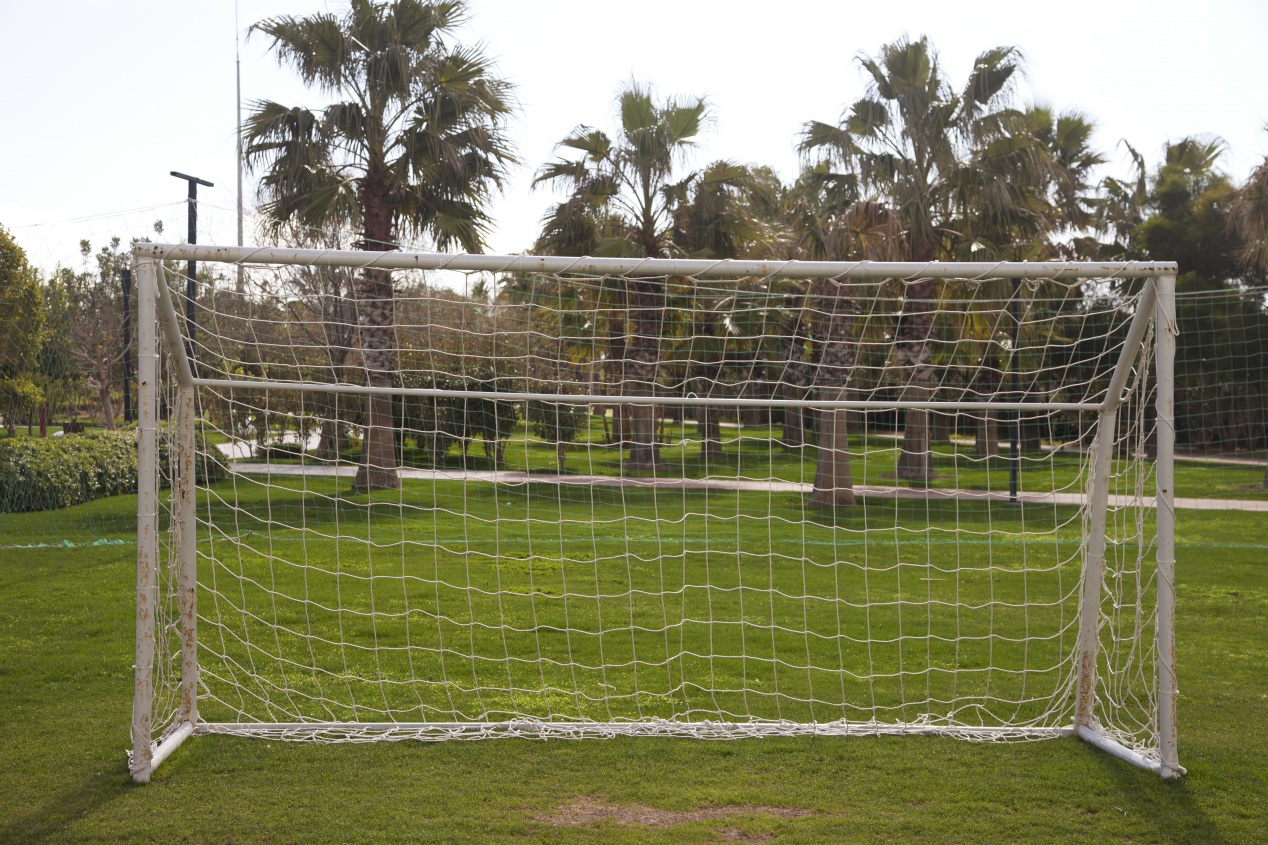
[3,0,1267,272]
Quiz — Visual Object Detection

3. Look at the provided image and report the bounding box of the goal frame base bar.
[133,720,1179,780]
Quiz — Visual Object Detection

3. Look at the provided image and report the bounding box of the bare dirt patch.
[532,795,814,829]
[716,826,776,843]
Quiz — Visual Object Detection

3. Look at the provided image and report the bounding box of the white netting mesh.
[139,250,1163,761]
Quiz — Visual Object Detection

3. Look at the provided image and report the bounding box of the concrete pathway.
[228,462,1268,512]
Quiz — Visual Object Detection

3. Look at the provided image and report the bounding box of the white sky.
[3,0,1267,273]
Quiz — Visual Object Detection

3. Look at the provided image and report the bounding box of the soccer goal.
[128,244,1180,782]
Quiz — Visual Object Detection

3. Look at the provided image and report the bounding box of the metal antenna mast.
[235,0,245,294]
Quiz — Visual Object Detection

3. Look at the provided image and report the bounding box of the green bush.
[156,424,230,488]
[0,431,137,512]
[526,399,588,472]
[0,428,228,513]
[254,442,305,462]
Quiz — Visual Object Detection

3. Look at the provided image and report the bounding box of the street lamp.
[170,171,213,361]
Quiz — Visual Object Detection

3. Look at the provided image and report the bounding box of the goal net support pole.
[127,245,1182,782]
[1070,275,1182,778]
[1155,273,1181,779]
[129,258,158,782]
[130,257,200,781]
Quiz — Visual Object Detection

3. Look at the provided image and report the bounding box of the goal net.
[129,244,1179,781]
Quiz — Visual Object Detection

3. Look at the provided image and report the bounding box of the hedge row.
[0,429,227,513]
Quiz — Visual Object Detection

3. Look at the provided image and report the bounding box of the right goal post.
[128,244,1180,782]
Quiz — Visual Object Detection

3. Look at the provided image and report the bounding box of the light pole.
[170,171,213,362]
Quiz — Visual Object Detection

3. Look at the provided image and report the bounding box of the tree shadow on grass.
[1074,746,1237,845]
[0,767,135,844]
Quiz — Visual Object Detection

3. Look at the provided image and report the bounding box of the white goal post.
[128,243,1180,782]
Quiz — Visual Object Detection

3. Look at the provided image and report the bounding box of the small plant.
[527,400,588,472]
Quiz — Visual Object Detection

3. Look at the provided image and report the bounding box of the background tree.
[58,239,131,430]
[1133,137,1243,292]
[800,36,1029,484]
[0,226,46,436]
[35,273,78,429]
[534,81,711,467]
[266,225,360,461]
[1120,138,1268,466]
[245,0,515,489]
[668,161,782,458]
[944,107,1103,456]
[526,399,587,472]
[1231,138,1268,273]
[1229,136,1268,488]
[806,201,903,507]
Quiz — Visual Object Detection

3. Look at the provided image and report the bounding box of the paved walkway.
[229,463,1268,512]
[220,436,1267,468]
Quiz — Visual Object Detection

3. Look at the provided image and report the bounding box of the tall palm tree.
[805,200,903,507]
[800,36,1026,485]
[534,82,710,467]
[1229,136,1268,488]
[951,107,1103,457]
[245,0,515,490]
[668,161,782,458]
[1230,138,1268,273]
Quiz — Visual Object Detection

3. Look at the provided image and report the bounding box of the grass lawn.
[1,446,1266,842]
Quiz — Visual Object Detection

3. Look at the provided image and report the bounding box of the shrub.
[399,374,520,467]
[0,431,137,512]
[253,442,306,462]
[527,400,588,472]
[0,427,228,513]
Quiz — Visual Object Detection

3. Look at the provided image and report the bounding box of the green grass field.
[1,432,1266,843]
[178,476,1099,733]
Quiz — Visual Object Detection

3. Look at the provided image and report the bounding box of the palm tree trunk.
[896,278,936,484]
[699,408,722,460]
[693,347,724,461]
[779,316,812,449]
[626,280,664,468]
[1020,414,1044,454]
[605,314,627,447]
[316,409,345,460]
[352,176,401,491]
[696,370,723,461]
[809,277,857,508]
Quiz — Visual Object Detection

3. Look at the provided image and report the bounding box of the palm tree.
[1231,137,1268,273]
[806,201,903,507]
[244,0,515,490]
[669,162,783,458]
[534,82,710,468]
[800,36,1027,485]
[951,107,1103,457]
[1230,135,1268,488]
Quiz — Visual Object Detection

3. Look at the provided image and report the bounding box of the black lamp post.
[170,171,213,361]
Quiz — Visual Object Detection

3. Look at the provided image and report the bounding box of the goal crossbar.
[135,242,1177,281]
